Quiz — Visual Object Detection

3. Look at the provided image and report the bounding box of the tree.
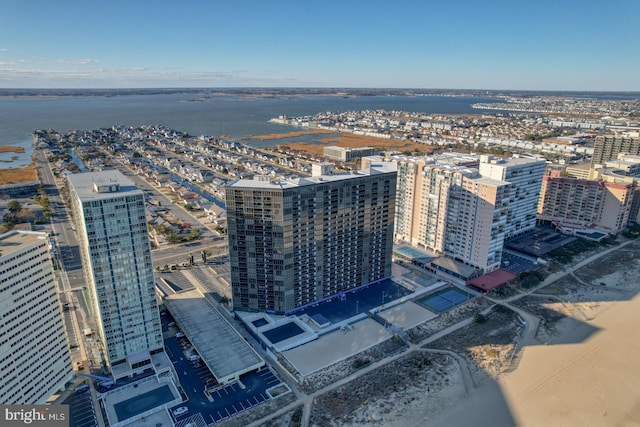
[166,233,181,244]
[187,228,202,241]
[8,200,21,215]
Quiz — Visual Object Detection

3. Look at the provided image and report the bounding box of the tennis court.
[293,279,412,324]
[418,286,473,313]
[251,318,269,328]
[262,322,305,344]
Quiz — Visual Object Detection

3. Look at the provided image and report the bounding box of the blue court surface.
[114,385,174,422]
[251,318,269,328]
[418,287,473,313]
[262,322,305,344]
[294,279,412,324]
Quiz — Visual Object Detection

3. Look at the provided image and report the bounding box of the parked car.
[75,383,89,393]
[173,406,188,417]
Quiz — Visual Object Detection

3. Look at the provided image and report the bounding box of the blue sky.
[1,0,639,90]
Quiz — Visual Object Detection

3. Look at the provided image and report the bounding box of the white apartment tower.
[0,230,74,404]
[68,171,163,378]
[479,155,546,239]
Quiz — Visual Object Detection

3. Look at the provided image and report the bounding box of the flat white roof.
[67,170,141,200]
[164,289,264,383]
[227,163,397,190]
[0,230,48,258]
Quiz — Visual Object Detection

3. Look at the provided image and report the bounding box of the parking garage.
[163,289,264,384]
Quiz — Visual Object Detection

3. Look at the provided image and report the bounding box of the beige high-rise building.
[390,156,510,273]
[538,170,633,232]
[591,133,640,169]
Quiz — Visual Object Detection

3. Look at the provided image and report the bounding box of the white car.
[173,406,188,417]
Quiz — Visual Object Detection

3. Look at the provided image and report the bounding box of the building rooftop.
[480,154,546,167]
[67,170,141,200]
[466,269,517,292]
[0,230,48,258]
[164,289,264,384]
[226,162,397,190]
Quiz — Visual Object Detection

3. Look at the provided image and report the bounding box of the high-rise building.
[594,153,640,224]
[67,170,163,379]
[538,170,633,233]
[591,134,640,169]
[0,230,74,404]
[479,155,546,239]
[226,162,396,313]
[390,156,510,273]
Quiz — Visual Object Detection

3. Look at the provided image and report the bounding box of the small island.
[0,146,26,154]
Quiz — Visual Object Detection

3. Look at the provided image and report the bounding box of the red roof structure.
[466,269,517,292]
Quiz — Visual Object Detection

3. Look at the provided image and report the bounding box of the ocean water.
[0,92,499,168]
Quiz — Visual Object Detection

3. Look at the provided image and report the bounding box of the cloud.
[56,58,100,65]
[0,62,308,88]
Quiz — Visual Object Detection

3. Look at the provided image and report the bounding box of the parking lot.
[188,262,231,302]
[163,312,284,424]
[59,245,82,271]
[64,391,97,427]
[501,251,538,274]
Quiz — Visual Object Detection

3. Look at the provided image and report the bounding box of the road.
[105,156,228,266]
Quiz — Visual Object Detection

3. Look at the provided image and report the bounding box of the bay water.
[0,92,499,167]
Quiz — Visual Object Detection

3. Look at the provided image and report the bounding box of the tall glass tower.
[68,170,163,378]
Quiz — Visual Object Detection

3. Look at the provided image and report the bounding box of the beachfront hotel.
[226,162,397,313]
[0,230,74,404]
[384,155,510,273]
[478,155,546,239]
[364,152,544,274]
[67,170,164,379]
[538,170,634,233]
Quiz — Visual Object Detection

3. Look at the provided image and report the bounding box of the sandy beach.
[425,242,640,427]
[267,239,640,427]
[427,295,640,427]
